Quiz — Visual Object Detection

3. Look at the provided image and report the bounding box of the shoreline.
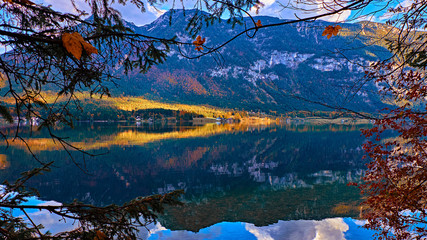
[0,116,374,127]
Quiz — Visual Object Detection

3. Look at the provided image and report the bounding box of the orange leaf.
[95,230,107,240]
[192,35,206,51]
[255,20,262,27]
[62,32,98,60]
[322,25,342,39]
[82,41,98,55]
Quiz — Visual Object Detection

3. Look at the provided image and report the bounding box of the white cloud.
[246,225,275,240]
[244,218,349,240]
[353,14,378,22]
[350,219,367,226]
[319,9,351,22]
[36,0,161,26]
[146,218,352,240]
[378,0,413,21]
[249,0,351,22]
[36,0,89,14]
[314,218,349,240]
[146,222,168,238]
[17,208,76,235]
[399,0,414,7]
[37,200,62,206]
[11,200,372,240]
[113,1,163,26]
[250,0,292,19]
[378,12,394,21]
[147,3,167,18]
[37,0,352,26]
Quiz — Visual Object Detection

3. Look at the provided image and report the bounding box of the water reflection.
[146,218,372,240]
[0,123,271,152]
[0,154,9,169]
[0,122,370,235]
[20,199,373,240]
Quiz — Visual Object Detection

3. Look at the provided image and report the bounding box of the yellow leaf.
[62,32,98,60]
[322,25,342,39]
[255,20,262,27]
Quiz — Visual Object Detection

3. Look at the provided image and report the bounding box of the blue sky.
[34,0,409,26]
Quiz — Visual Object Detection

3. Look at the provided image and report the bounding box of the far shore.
[290,117,373,125]
[0,116,374,127]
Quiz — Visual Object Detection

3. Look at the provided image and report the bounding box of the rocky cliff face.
[112,9,391,113]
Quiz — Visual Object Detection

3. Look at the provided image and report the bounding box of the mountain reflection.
[23,204,372,240]
[0,122,365,152]
[0,122,369,232]
[0,123,256,152]
[145,218,372,240]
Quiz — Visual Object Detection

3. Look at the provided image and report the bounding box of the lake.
[0,122,376,239]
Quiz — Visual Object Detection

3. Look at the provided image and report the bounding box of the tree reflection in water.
[0,122,373,238]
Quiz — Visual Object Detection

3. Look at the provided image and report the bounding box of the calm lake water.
[0,122,376,239]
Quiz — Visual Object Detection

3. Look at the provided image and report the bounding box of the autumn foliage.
[322,25,342,39]
[62,32,98,60]
[360,61,427,239]
[193,35,206,51]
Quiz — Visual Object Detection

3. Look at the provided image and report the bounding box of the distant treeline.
[0,95,373,123]
[69,105,204,122]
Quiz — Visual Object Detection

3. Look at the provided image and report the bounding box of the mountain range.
[105,10,393,113]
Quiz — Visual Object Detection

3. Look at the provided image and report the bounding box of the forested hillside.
[109,9,392,113]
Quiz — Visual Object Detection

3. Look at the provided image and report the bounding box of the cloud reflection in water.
[147,218,373,240]
[17,191,373,239]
